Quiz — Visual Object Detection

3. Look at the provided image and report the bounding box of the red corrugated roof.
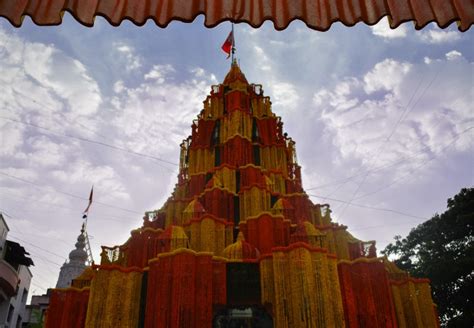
[0,0,472,31]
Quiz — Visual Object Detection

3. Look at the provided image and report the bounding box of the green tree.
[382,188,473,327]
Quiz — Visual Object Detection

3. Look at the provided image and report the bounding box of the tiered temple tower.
[45,62,439,328]
[55,225,88,288]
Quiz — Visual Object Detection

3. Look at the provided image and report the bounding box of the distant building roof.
[0,0,472,31]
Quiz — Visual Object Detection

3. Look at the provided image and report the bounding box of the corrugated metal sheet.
[0,0,472,31]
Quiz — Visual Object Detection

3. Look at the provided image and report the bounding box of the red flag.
[82,186,93,219]
[221,31,233,58]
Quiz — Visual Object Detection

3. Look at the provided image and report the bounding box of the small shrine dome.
[223,232,259,260]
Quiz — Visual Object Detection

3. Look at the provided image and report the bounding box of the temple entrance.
[212,307,273,328]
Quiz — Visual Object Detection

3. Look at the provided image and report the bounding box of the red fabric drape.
[188,174,206,197]
[255,117,283,145]
[199,188,235,223]
[191,119,216,149]
[240,214,290,254]
[285,194,311,224]
[45,289,89,328]
[338,260,398,328]
[226,91,249,113]
[239,165,266,189]
[127,228,163,267]
[145,251,226,328]
[220,136,253,167]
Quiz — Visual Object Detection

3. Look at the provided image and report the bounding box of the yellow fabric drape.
[261,146,288,177]
[266,172,286,194]
[203,95,224,118]
[333,229,351,260]
[260,245,344,328]
[165,200,187,226]
[85,268,142,328]
[390,279,438,327]
[169,226,189,250]
[239,186,272,222]
[172,184,188,199]
[327,256,345,326]
[220,110,252,143]
[188,217,227,256]
[251,96,273,118]
[311,205,324,226]
[188,148,215,175]
[214,166,237,193]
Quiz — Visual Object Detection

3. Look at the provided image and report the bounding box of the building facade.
[45,64,439,327]
[23,224,88,327]
[0,214,33,328]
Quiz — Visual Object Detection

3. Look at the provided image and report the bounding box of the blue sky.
[0,14,472,297]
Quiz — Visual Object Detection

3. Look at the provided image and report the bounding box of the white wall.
[0,265,32,328]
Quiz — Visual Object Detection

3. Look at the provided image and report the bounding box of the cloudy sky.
[0,15,472,298]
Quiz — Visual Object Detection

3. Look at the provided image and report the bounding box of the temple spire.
[55,224,88,288]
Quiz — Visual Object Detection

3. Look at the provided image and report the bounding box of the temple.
[56,225,89,289]
[45,62,439,327]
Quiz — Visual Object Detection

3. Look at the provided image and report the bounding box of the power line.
[8,234,67,261]
[0,171,142,215]
[0,210,67,260]
[0,208,63,278]
[337,65,443,217]
[353,126,473,201]
[306,148,432,191]
[0,191,135,223]
[325,73,427,213]
[0,115,178,169]
[8,91,115,143]
[307,193,427,220]
[306,87,473,193]
[350,221,421,232]
[31,282,48,292]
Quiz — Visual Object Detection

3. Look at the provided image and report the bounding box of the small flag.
[221,31,234,58]
[82,186,93,219]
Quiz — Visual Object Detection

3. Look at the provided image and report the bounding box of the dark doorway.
[213,307,273,328]
[226,263,260,306]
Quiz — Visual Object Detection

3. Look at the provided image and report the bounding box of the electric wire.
[0,171,142,215]
[0,115,179,168]
[337,65,444,217]
[353,126,473,201]
[9,90,115,143]
[0,191,136,223]
[307,193,427,220]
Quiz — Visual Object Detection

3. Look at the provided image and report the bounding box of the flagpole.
[231,22,235,63]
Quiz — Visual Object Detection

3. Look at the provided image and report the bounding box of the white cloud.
[0,27,102,119]
[111,65,217,156]
[27,136,72,167]
[269,81,300,113]
[114,41,142,71]
[113,80,125,93]
[253,46,271,71]
[363,59,411,94]
[0,120,24,156]
[0,167,38,181]
[191,67,217,83]
[419,30,461,44]
[313,54,473,180]
[144,64,174,82]
[52,160,129,202]
[445,50,462,61]
[371,20,408,39]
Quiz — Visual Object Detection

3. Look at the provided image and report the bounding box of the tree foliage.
[382,188,473,327]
